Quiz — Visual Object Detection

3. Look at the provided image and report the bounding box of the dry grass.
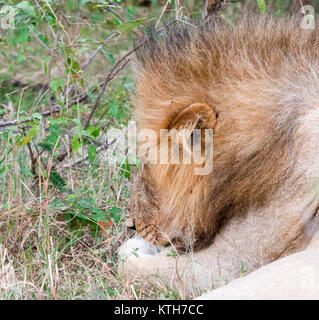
[0,162,183,299]
[0,69,182,298]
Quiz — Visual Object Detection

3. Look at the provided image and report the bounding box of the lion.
[119,15,319,298]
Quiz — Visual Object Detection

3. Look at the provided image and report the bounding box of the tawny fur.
[127,15,319,249]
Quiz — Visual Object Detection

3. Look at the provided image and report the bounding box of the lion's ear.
[168,103,217,146]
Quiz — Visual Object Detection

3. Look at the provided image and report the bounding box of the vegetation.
[0,0,316,299]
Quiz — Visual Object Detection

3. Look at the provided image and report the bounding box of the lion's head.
[126,16,319,250]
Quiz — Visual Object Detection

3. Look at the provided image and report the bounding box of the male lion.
[119,15,319,298]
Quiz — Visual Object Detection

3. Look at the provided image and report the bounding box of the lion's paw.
[118,235,161,261]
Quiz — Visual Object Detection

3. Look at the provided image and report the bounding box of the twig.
[82,19,180,131]
[0,105,62,128]
[62,33,119,104]
[33,0,57,39]
[175,18,197,29]
[26,142,37,176]
[30,29,51,52]
[0,55,112,129]
[83,41,144,130]
[104,7,140,38]
[81,33,119,71]
[0,88,90,129]
[155,0,170,29]
[114,4,137,21]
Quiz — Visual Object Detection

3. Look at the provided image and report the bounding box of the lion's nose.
[125,218,136,230]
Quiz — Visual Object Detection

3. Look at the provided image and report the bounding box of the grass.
[0,73,184,299]
[0,1,184,299]
[0,95,182,299]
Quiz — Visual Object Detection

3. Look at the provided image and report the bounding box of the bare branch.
[83,37,148,130]
[0,105,62,129]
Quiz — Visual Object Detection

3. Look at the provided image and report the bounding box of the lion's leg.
[196,248,319,300]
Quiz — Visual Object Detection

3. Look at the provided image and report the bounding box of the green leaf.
[80,0,92,7]
[66,209,92,223]
[107,206,123,223]
[67,0,79,10]
[15,27,30,44]
[88,144,96,163]
[40,122,63,151]
[38,33,49,46]
[72,134,81,153]
[48,199,68,210]
[66,57,80,77]
[50,77,64,94]
[116,19,145,33]
[44,57,50,75]
[256,0,266,15]
[86,125,100,138]
[70,199,111,224]
[49,170,66,191]
[72,105,87,112]
[119,158,131,179]
[17,124,40,146]
[102,50,114,65]
[48,123,63,136]
[16,1,36,17]
[108,100,119,118]
[17,135,30,146]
